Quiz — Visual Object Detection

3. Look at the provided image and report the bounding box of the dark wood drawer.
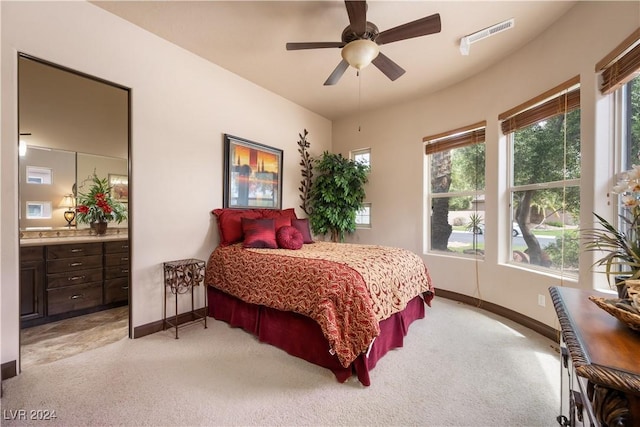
[105,265,129,280]
[105,278,129,304]
[46,268,103,289]
[47,282,103,315]
[47,255,102,274]
[104,240,129,254]
[46,243,102,260]
[20,245,44,261]
[104,253,129,267]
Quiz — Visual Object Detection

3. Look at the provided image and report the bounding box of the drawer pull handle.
[122,286,129,290]
[70,294,84,300]
[122,269,129,273]
[121,257,129,261]
[68,275,86,281]
[122,245,129,249]
[70,248,84,253]
[69,262,83,267]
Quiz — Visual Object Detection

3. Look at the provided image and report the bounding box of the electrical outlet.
[538,294,546,307]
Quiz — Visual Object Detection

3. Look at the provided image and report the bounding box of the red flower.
[77,205,89,214]
[96,199,111,213]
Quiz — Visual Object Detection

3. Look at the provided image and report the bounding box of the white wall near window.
[332,1,640,328]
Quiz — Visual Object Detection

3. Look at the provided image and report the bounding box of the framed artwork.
[108,174,128,202]
[223,134,283,209]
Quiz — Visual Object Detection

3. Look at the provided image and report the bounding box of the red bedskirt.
[207,285,427,386]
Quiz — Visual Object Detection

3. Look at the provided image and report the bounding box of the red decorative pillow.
[241,218,277,249]
[291,218,314,244]
[260,208,297,229]
[212,208,262,246]
[276,226,304,250]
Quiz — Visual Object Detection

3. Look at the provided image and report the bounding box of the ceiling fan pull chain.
[358,70,362,132]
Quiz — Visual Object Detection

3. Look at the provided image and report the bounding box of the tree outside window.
[505,86,581,273]
[426,126,486,256]
[624,76,640,168]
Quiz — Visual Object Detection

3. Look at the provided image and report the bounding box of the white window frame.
[26,201,52,219]
[351,148,371,168]
[505,92,581,277]
[355,202,371,228]
[424,124,486,258]
[26,166,52,185]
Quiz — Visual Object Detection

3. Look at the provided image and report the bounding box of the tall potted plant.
[308,151,369,242]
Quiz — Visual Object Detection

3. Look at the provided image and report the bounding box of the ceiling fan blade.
[324,60,350,86]
[345,1,367,36]
[286,42,345,50]
[376,13,441,45]
[372,52,405,81]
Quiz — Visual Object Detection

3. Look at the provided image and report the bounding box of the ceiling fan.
[286,1,441,85]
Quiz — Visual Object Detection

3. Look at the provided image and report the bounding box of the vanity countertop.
[20,228,128,246]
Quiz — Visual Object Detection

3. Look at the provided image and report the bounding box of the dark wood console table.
[549,286,640,426]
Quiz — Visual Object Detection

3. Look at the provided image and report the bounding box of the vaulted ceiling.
[94,1,577,121]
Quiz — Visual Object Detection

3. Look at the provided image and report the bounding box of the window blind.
[424,121,486,155]
[597,28,640,95]
[498,76,580,135]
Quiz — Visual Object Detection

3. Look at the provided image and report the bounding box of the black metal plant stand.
[162,258,207,339]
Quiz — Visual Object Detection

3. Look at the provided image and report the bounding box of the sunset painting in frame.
[223,134,283,209]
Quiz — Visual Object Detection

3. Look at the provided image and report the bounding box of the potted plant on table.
[76,173,127,234]
[584,165,640,298]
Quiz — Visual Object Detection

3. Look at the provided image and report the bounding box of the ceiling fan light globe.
[341,39,380,70]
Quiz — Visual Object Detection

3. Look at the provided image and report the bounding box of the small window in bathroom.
[26,201,52,219]
[26,166,52,184]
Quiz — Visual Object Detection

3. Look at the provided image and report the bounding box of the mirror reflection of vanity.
[19,147,128,232]
[18,54,130,329]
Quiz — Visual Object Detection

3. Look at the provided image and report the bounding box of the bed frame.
[207,285,426,386]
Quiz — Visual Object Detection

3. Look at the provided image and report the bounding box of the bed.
[205,208,434,386]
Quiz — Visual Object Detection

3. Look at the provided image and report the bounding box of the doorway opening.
[17,53,131,370]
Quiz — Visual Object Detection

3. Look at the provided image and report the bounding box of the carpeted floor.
[1,297,561,426]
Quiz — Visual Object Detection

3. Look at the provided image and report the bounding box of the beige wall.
[2,0,637,373]
[1,1,331,370]
[333,1,639,327]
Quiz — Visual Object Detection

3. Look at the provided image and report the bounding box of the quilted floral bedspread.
[205,241,434,367]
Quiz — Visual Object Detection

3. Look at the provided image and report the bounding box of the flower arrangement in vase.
[585,165,640,297]
[76,173,127,234]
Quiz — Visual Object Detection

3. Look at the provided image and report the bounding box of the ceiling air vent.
[459,18,515,56]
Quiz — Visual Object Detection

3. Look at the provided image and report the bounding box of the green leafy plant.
[465,213,483,235]
[465,213,483,252]
[545,230,580,270]
[584,212,640,285]
[76,173,127,225]
[584,166,640,285]
[309,151,369,242]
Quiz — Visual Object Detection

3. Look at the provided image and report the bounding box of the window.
[26,166,52,184]
[351,148,371,228]
[621,76,640,169]
[603,30,640,280]
[356,202,371,228]
[351,148,371,168]
[424,122,486,257]
[600,28,640,169]
[26,201,52,219]
[500,77,580,274]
